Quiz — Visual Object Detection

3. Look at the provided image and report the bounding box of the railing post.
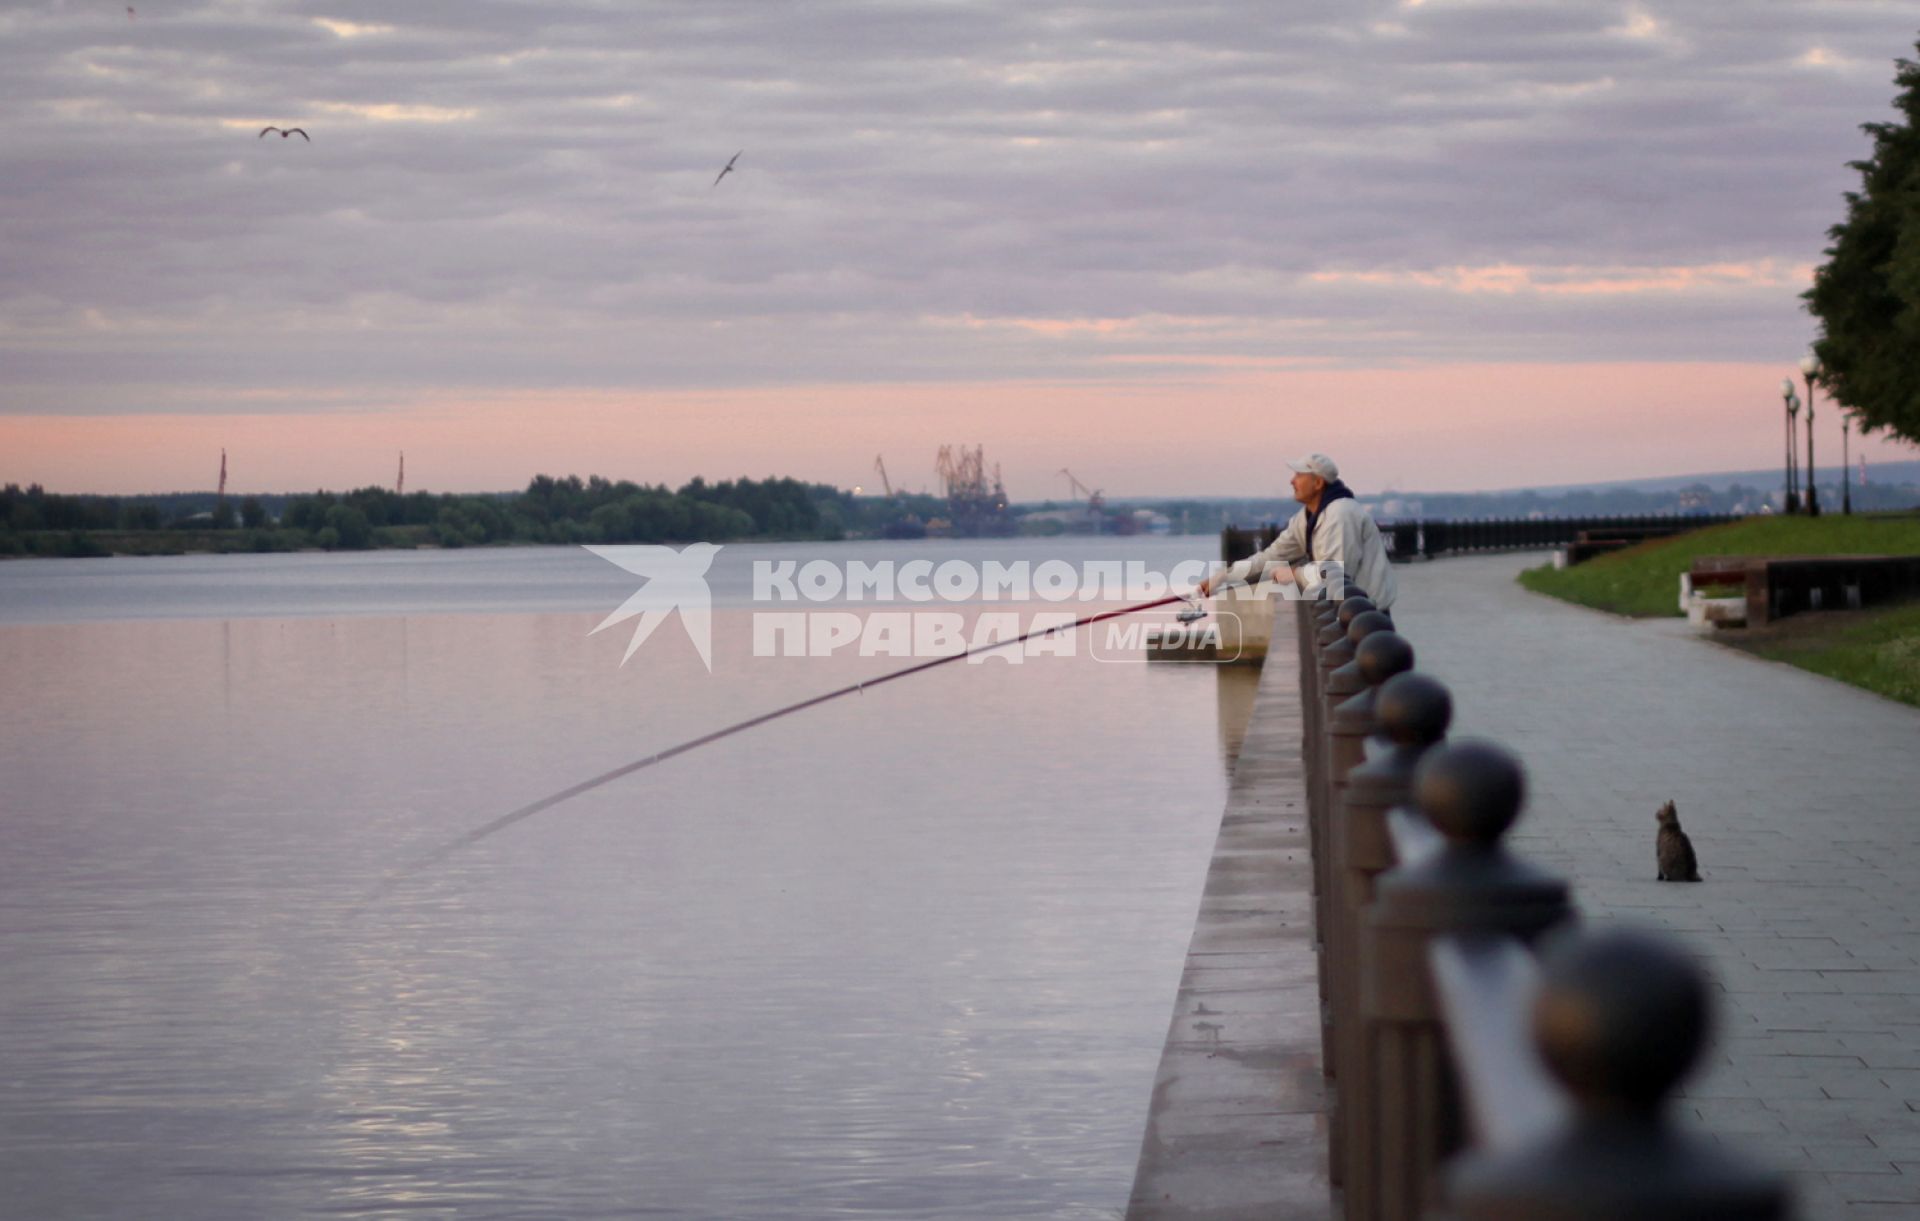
[1325,614,1399,785]
[1307,593,1373,846]
[1318,606,1386,802]
[1358,742,1572,1221]
[1451,928,1792,1221]
[1334,672,1451,1208]
[1311,597,1377,946]
[1320,630,1417,1187]
[1298,589,1333,876]
[1304,588,1353,739]
[1311,611,1400,1171]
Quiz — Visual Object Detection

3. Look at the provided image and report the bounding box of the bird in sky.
[259,126,309,141]
[712,150,741,187]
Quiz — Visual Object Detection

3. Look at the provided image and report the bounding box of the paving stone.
[1805,1148,1901,1174]
[1828,1205,1920,1221]
[1822,1173,1920,1204]
[1842,1036,1920,1070]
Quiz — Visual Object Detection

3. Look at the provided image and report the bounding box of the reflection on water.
[1213,665,1262,769]
[0,548,1252,1219]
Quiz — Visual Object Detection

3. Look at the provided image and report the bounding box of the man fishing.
[1194,453,1398,610]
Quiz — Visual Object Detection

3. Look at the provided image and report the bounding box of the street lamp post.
[1801,355,1820,517]
[1781,378,1800,513]
[1840,414,1853,515]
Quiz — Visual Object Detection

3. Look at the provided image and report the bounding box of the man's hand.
[1195,572,1215,598]
[1267,563,1295,584]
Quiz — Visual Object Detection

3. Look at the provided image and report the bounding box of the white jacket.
[1221,496,1398,610]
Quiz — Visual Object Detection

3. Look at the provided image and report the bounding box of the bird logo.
[712,150,741,187]
[259,126,309,141]
[585,543,721,670]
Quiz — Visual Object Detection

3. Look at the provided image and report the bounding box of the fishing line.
[362,591,1197,904]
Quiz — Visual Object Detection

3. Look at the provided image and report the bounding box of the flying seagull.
[259,126,309,141]
[712,150,741,187]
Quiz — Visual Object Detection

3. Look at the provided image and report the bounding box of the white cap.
[1286,453,1339,482]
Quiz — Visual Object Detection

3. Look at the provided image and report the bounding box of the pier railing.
[1294,591,1792,1220]
[1224,511,1743,566]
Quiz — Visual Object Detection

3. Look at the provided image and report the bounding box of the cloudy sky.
[3,0,1917,496]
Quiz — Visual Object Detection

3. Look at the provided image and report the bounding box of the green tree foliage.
[1805,44,1920,444]
[2,473,882,554]
[282,491,335,532]
[322,504,373,549]
[677,475,835,538]
[0,483,115,531]
[120,502,163,531]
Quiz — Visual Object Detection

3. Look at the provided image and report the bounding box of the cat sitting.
[1655,800,1702,882]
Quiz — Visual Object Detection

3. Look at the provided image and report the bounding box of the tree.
[323,504,373,549]
[1805,43,1920,444]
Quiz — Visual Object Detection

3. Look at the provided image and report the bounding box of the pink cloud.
[1308,261,1811,297]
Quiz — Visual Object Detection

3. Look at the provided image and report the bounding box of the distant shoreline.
[0,525,1212,561]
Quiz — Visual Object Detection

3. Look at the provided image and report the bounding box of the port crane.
[934,444,1013,535]
[872,454,895,498]
[1058,468,1104,514]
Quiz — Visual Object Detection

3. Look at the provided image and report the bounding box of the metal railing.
[1223,513,1744,566]
[1381,513,1743,561]
[1296,591,1792,1220]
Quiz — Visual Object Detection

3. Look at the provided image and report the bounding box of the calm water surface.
[0,540,1253,1218]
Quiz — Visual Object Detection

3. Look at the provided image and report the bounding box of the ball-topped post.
[1310,594,1383,882]
[1330,670,1450,1206]
[1414,739,1526,847]
[1323,608,1395,684]
[1320,594,1376,646]
[1533,928,1708,1113]
[1358,740,1573,1219]
[1330,627,1414,736]
[1372,672,1452,752]
[1452,928,1789,1220]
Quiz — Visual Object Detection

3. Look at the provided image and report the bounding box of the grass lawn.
[1516,511,1920,708]
[1734,601,1920,708]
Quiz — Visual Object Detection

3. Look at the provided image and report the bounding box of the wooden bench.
[1682,554,1920,627]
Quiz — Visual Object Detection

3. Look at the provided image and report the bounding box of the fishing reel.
[1175,596,1208,624]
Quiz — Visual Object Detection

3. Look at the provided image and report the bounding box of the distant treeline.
[1384,479,1918,520]
[10,473,1912,559]
[0,476,947,557]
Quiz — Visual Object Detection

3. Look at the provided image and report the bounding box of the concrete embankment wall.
[1127,603,1334,1219]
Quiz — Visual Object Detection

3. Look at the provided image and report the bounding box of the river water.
[0,538,1255,1218]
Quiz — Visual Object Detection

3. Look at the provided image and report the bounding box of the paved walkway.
[1397,552,1920,1220]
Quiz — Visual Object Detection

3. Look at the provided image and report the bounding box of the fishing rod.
[365,589,1202,903]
